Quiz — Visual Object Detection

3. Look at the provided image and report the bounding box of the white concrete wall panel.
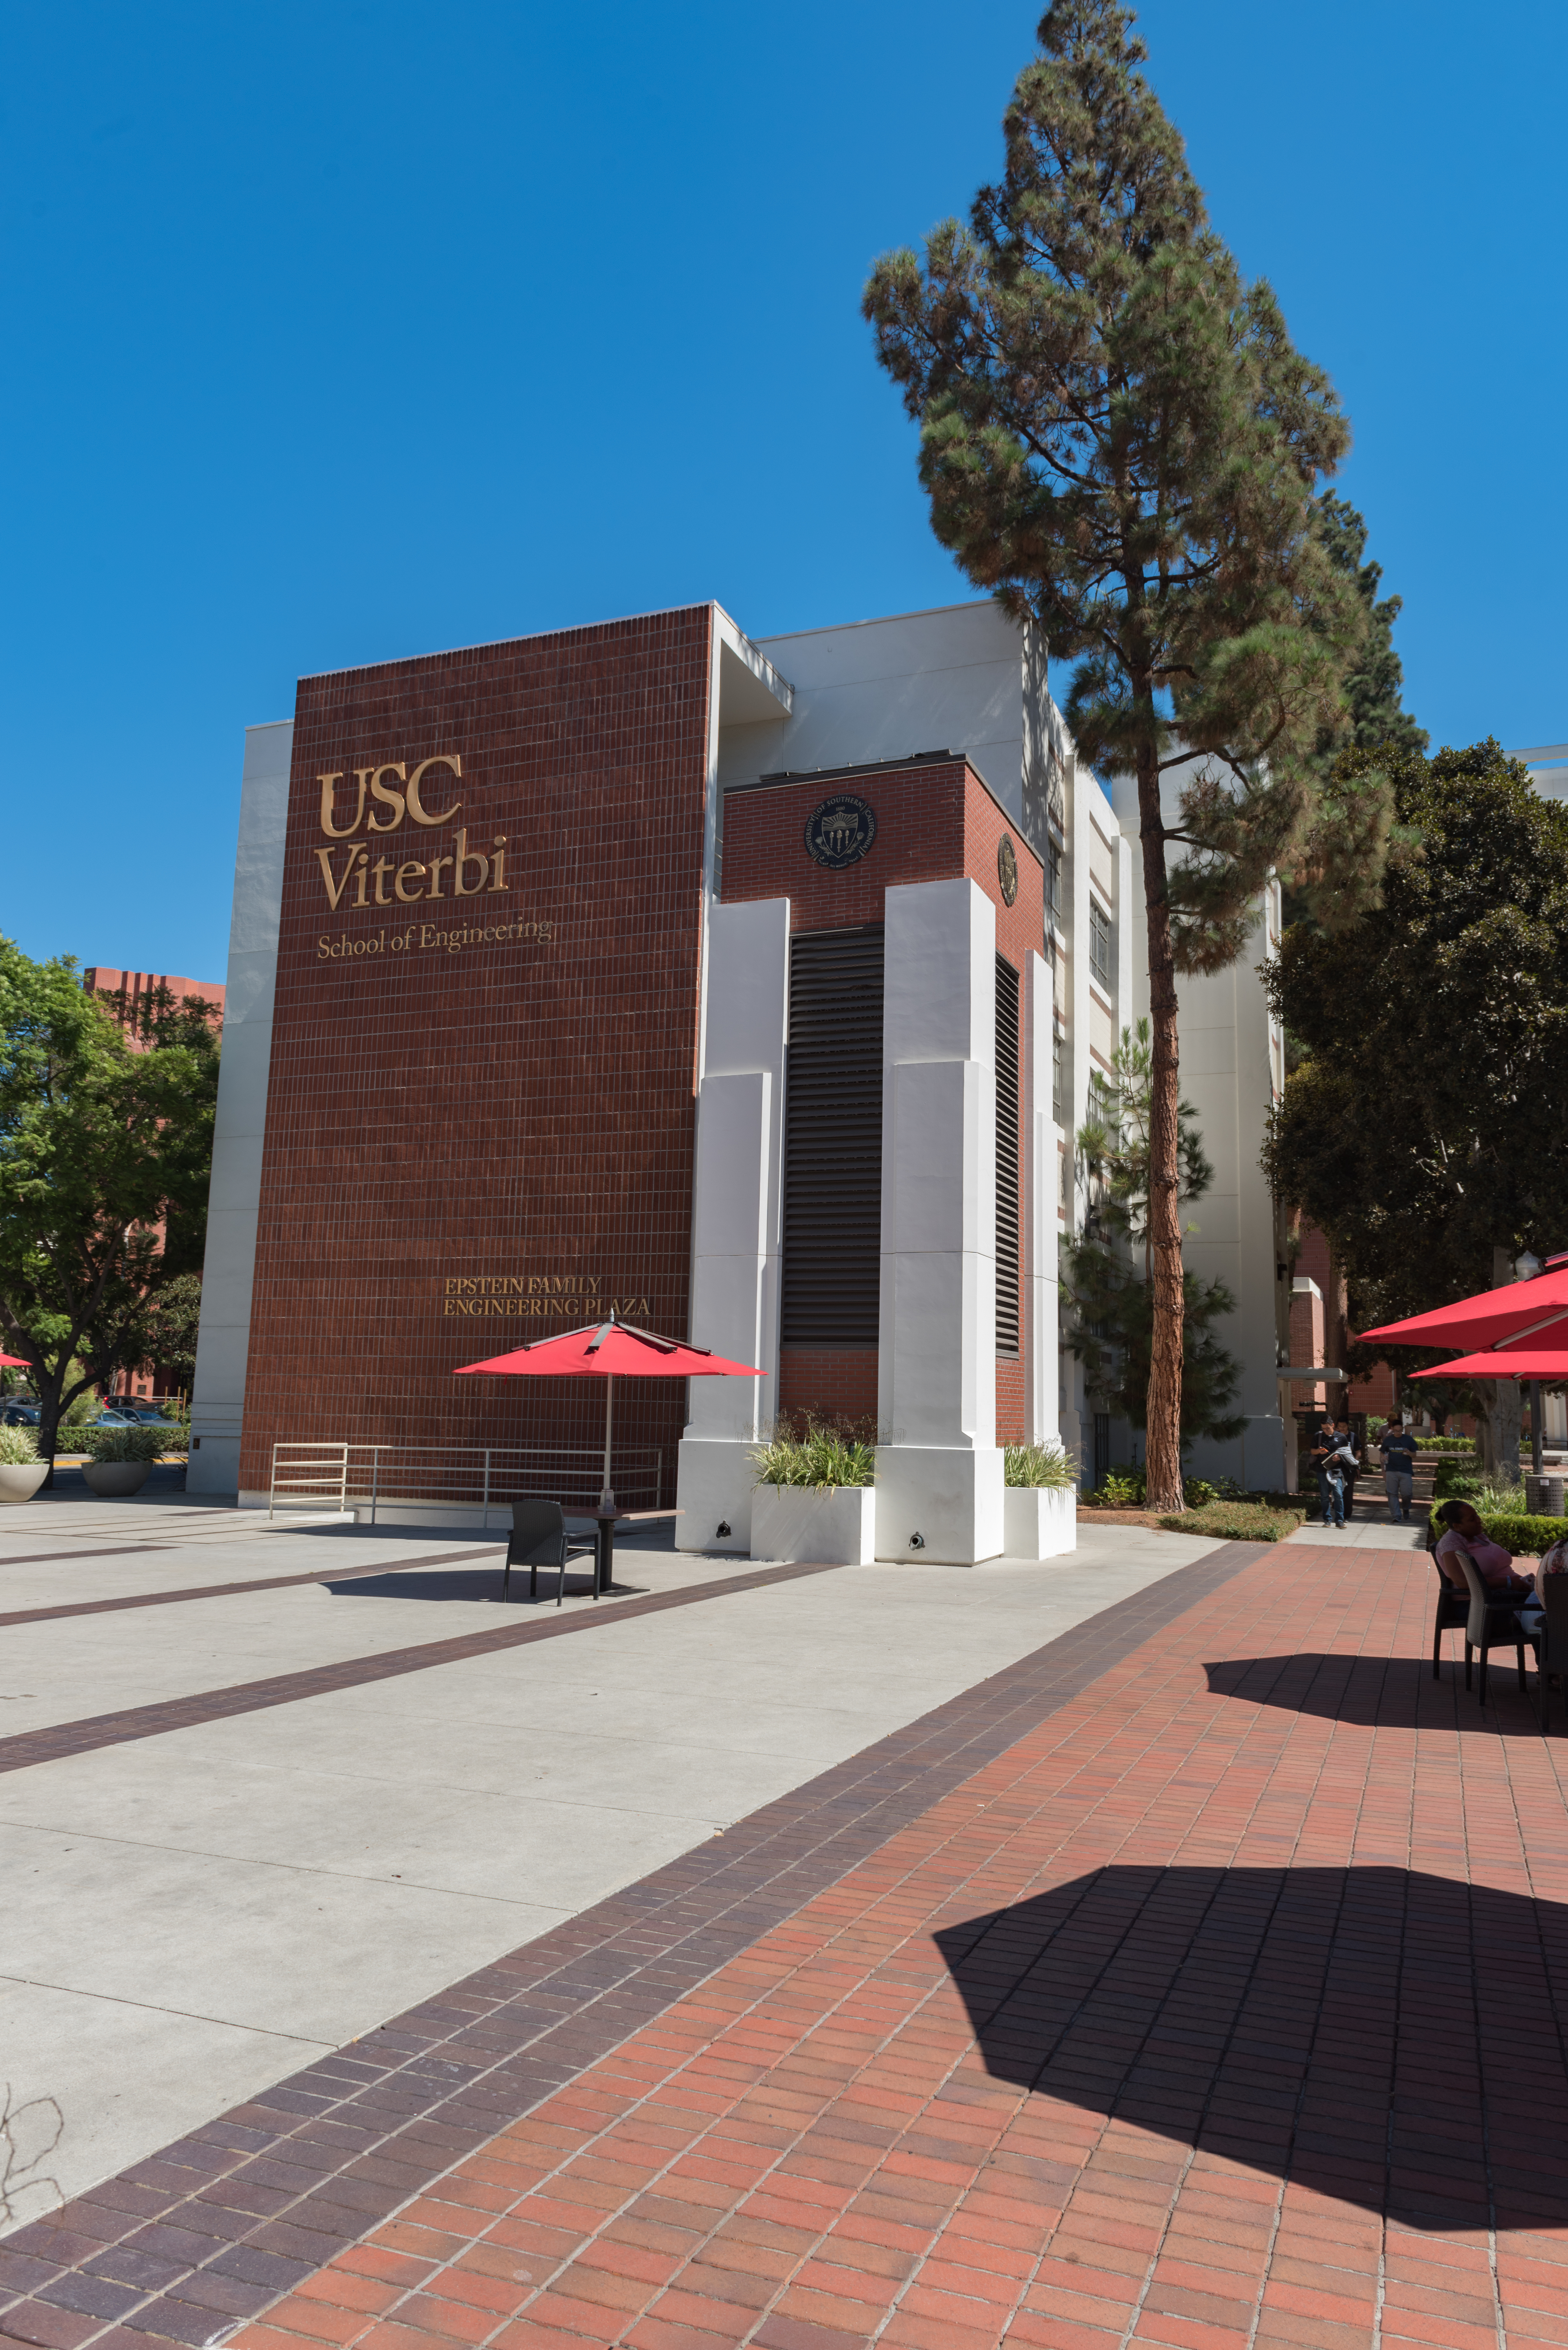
[875,879,1004,1563]
[187,720,292,1496]
[676,895,789,1552]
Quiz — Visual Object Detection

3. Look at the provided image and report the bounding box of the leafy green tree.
[1264,743,1568,1464]
[863,0,1374,1506]
[0,944,220,1473]
[1063,1020,1244,1449]
[143,1272,204,1397]
[1312,493,1428,759]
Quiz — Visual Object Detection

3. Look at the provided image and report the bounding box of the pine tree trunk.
[1135,739,1185,1512]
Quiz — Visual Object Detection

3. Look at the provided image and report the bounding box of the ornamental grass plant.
[1003,1442,1077,1488]
[0,1425,39,1466]
[750,1416,875,1491]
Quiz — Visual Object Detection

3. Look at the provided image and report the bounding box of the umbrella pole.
[1531,1377,1544,1476]
[599,1375,616,1512]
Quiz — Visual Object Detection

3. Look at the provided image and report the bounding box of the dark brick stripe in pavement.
[0,1548,501,1630]
[0,1557,856,1778]
[0,1539,1264,2350]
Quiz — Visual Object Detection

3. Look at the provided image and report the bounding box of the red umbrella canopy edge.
[451,1312,761,1381]
[1411,1349,1568,1382]
[1360,1268,1568,1353]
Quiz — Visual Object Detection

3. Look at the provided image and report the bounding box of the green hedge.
[1416,1437,1477,1454]
[1473,1511,1568,1557]
[1159,1501,1305,1543]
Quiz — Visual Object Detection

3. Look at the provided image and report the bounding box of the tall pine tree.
[864,0,1376,1507]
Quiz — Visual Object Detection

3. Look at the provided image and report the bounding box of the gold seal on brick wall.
[997,835,1019,907]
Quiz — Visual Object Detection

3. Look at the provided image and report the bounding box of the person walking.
[1309,1419,1346,1528]
[1332,1415,1362,1520]
[1380,1414,1417,1523]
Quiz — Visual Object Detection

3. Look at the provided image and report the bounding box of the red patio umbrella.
[0,1354,28,1369]
[453,1311,761,1580]
[1411,1349,1568,1383]
[1360,1258,1568,1353]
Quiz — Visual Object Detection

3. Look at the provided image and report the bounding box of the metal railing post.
[270,1443,278,1522]
[482,1449,491,1528]
[369,1447,380,1525]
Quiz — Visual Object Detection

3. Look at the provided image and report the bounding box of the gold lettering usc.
[316,754,462,841]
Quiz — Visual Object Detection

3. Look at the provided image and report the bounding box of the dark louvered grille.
[996,952,1021,1356]
[781,927,883,1346]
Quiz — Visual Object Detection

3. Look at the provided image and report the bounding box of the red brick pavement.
[13,1537,1568,2350]
[178,1538,1568,2350]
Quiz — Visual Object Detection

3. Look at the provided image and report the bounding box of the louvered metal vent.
[996,953,1021,1357]
[781,927,884,1347]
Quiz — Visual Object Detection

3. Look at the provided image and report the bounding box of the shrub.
[1416,1437,1476,1454]
[1433,1460,1486,1504]
[0,1425,39,1466]
[1003,1442,1077,1488]
[750,1418,875,1490]
[1082,1468,1146,1508]
[1471,1511,1568,1557]
[1159,1501,1305,1542]
[74,1422,173,1465]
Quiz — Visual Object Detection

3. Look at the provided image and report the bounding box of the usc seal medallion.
[804,794,877,870]
[997,835,1019,906]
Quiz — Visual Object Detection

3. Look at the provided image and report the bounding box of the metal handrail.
[268,1440,663,1525]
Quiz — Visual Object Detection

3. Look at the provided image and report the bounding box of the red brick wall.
[237,607,715,1497]
[776,1349,879,1427]
[724,761,1044,1450]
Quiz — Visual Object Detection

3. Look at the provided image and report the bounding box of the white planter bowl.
[0,1463,48,1505]
[1003,1485,1077,1559]
[82,1460,152,1498]
[751,1483,876,1565]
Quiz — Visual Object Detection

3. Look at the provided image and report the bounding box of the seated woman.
[1434,1499,1534,1603]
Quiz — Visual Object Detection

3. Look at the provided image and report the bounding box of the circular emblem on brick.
[998,834,1019,906]
[804,794,877,870]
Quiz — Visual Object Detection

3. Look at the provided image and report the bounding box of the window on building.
[1089,896,1112,987]
[1052,1026,1065,1124]
[1047,837,1062,917]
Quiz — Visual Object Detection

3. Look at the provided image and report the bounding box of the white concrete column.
[1024,947,1059,1446]
[874,878,1005,1563]
[188,720,292,1499]
[675,896,789,1552]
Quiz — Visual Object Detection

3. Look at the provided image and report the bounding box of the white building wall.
[1109,762,1287,1493]
[186,720,292,1497]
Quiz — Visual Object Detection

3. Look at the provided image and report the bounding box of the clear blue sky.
[4,0,1561,982]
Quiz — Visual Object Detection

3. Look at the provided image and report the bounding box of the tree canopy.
[863,0,1374,1506]
[1264,742,1568,1341]
[0,944,220,1461]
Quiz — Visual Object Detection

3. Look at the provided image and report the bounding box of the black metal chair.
[1454,1552,1534,1706]
[504,1500,597,1606]
[1534,1575,1568,1731]
[1429,1557,1471,1681]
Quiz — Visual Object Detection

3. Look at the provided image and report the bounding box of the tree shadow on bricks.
[1204,1650,1540,1731]
[935,1865,1568,2232]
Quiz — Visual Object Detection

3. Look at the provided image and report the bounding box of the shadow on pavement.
[937,1863,1568,2232]
[1204,1649,1539,1731]
[323,1565,646,1604]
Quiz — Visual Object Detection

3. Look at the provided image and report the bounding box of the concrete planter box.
[1003,1485,1077,1559]
[82,1460,151,1499]
[751,1483,876,1565]
[0,1463,48,1505]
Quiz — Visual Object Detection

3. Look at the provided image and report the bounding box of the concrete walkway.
[0,1507,1220,2231]
[8,1533,1566,2350]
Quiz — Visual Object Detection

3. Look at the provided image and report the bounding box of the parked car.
[2,1403,40,1427]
